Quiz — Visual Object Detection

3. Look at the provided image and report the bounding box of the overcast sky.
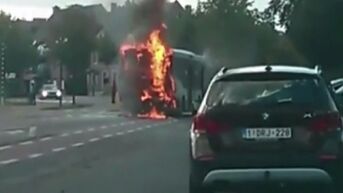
[0,0,270,20]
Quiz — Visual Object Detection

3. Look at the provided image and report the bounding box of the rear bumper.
[190,153,342,189]
[203,168,332,185]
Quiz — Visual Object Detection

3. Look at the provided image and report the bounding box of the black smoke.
[130,0,166,41]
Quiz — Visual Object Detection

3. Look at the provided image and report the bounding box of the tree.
[193,0,277,66]
[49,7,100,104]
[166,4,199,52]
[266,0,343,78]
[96,35,117,65]
[0,12,38,75]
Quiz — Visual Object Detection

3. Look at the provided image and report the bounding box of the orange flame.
[120,24,176,119]
[137,106,166,119]
[141,90,152,101]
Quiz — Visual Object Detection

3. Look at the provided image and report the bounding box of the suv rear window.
[207,74,336,111]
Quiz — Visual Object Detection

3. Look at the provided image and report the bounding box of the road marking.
[7,130,24,135]
[136,127,143,131]
[116,132,124,136]
[103,134,113,138]
[40,137,52,141]
[29,126,37,137]
[52,147,66,152]
[19,141,33,146]
[0,145,12,151]
[0,159,19,165]
[120,122,126,126]
[100,125,108,130]
[145,125,152,128]
[89,138,99,142]
[127,129,134,133]
[61,133,70,137]
[74,130,83,134]
[71,142,84,147]
[111,124,117,127]
[87,128,95,132]
[28,153,43,159]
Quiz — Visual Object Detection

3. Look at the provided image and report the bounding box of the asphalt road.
[0,110,190,193]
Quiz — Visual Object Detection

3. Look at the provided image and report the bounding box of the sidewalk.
[0,105,40,131]
[0,95,122,129]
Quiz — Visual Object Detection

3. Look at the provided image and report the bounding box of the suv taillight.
[191,114,228,160]
[309,112,342,133]
[192,114,225,135]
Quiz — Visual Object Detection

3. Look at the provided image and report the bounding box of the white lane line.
[127,129,134,133]
[111,124,117,127]
[74,130,83,134]
[128,121,135,125]
[145,125,152,128]
[71,142,84,147]
[28,153,43,159]
[0,159,19,165]
[136,127,143,131]
[116,131,124,136]
[100,125,108,130]
[52,147,66,152]
[0,145,12,151]
[40,137,52,142]
[103,134,113,138]
[7,130,24,135]
[87,128,95,132]
[89,138,100,142]
[29,126,37,137]
[19,141,33,146]
[120,122,126,126]
[60,133,70,137]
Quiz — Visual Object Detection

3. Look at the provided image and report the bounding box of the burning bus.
[118,26,176,119]
[118,27,206,118]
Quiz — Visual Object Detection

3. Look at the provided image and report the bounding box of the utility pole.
[0,42,6,106]
[59,62,63,108]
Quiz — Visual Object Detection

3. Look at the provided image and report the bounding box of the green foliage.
[193,0,282,66]
[266,0,343,77]
[96,35,117,64]
[0,11,38,74]
[166,5,199,52]
[49,8,101,96]
[49,8,100,72]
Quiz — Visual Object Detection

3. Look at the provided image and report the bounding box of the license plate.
[242,128,292,139]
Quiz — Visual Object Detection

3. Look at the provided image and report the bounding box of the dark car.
[189,65,343,193]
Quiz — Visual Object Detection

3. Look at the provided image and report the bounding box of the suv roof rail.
[314,65,322,74]
[220,67,228,74]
